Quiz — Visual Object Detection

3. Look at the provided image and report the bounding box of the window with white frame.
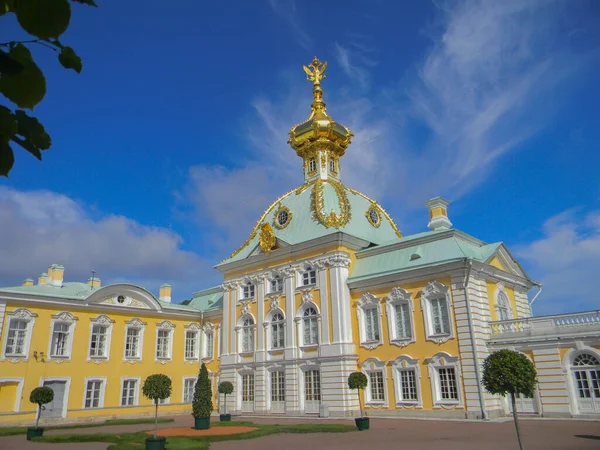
[204,329,214,359]
[270,276,283,293]
[391,355,421,406]
[124,318,145,360]
[357,293,383,349]
[427,352,461,407]
[183,378,196,403]
[304,369,321,402]
[271,312,285,349]
[85,379,104,408]
[89,315,113,359]
[121,379,138,406]
[496,289,512,321]
[369,371,385,401]
[385,287,415,345]
[5,318,29,357]
[271,370,285,403]
[362,358,387,404]
[308,157,316,173]
[241,316,255,353]
[155,321,174,360]
[242,283,255,299]
[303,307,319,346]
[242,373,255,403]
[421,281,454,343]
[302,267,317,286]
[329,158,336,173]
[185,329,198,359]
[48,312,77,359]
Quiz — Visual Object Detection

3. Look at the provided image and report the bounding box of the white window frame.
[88,315,114,362]
[155,320,175,362]
[427,352,463,408]
[308,157,317,173]
[123,318,146,362]
[421,281,454,344]
[302,366,321,413]
[46,312,78,361]
[361,358,388,407]
[242,282,255,300]
[239,370,255,411]
[202,322,215,361]
[269,275,283,294]
[357,293,383,350]
[2,308,37,361]
[120,376,140,407]
[391,355,422,408]
[300,265,317,287]
[265,309,285,351]
[182,376,196,403]
[83,377,106,409]
[184,323,200,361]
[297,303,320,348]
[495,283,513,321]
[237,314,256,354]
[385,287,416,347]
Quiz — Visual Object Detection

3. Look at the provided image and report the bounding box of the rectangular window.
[431,298,450,335]
[121,379,137,406]
[125,328,140,359]
[51,323,70,357]
[185,330,197,359]
[90,325,107,358]
[369,371,385,401]
[85,380,103,408]
[394,303,411,339]
[243,285,255,299]
[364,307,380,341]
[271,371,285,402]
[242,374,255,402]
[183,378,196,403]
[5,320,27,356]
[438,367,458,401]
[303,317,318,346]
[205,332,214,359]
[270,278,283,293]
[398,369,418,402]
[156,330,170,359]
[272,322,284,349]
[303,270,317,286]
[305,370,321,401]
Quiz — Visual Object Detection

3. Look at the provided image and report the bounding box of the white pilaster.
[256,278,266,360]
[329,255,352,344]
[317,261,331,345]
[283,268,297,358]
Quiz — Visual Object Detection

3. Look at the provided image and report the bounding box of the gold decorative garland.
[310,179,351,228]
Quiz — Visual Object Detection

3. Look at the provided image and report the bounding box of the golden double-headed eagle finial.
[303,56,327,86]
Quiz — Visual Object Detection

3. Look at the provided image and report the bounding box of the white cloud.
[0,187,216,299]
[515,209,600,315]
[267,0,312,50]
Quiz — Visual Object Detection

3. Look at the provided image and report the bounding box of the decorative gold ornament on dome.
[258,222,276,254]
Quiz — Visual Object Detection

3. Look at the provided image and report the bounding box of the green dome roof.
[218,179,401,266]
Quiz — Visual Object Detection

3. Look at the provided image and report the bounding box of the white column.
[329,255,352,344]
[230,283,238,356]
[220,286,230,355]
[257,278,265,356]
[316,261,330,345]
[283,268,296,358]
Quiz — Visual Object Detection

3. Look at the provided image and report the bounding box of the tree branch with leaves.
[0,0,97,177]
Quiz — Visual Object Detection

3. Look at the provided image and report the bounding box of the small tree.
[192,363,213,418]
[482,350,538,450]
[30,387,54,429]
[142,374,172,439]
[218,381,234,415]
[348,372,368,418]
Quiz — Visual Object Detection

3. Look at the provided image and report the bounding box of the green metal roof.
[188,287,224,313]
[0,282,97,300]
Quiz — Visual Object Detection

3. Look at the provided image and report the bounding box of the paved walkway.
[0,416,598,450]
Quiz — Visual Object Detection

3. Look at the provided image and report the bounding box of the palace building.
[1,58,599,424]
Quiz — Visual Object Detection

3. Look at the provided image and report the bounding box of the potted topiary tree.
[482,349,538,450]
[27,386,54,440]
[348,372,369,430]
[142,374,172,450]
[192,363,213,429]
[218,381,234,422]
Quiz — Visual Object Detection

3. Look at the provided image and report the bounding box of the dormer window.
[302,269,316,286]
[243,283,255,299]
[308,157,316,173]
[270,276,283,293]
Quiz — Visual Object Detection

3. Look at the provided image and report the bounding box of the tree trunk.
[154,400,158,439]
[224,393,227,415]
[511,392,524,450]
[358,389,363,418]
[35,404,41,429]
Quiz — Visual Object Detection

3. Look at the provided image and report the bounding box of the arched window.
[572,353,600,406]
[303,307,319,346]
[271,313,285,349]
[497,291,512,321]
[241,317,255,353]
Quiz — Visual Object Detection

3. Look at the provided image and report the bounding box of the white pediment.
[86,284,162,311]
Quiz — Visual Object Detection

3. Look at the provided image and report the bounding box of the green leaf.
[13,110,51,159]
[0,44,46,109]
[0,141,15,176]
[71,0,97,6]
[15,0,71,39]
[0,49,24,76]
[58,46,82,73]
[0,106,17,140]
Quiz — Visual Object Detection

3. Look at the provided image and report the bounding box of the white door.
[571,353,600,414]
[304,370,321,414]
[270,371,285,414]
[507,393,537,414]
[241,374,254,412]
[40,381,66,418]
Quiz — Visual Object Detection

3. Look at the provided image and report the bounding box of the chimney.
[38,273,48,285]
[48,264,64,287]
[425,197,452,231]
[22,278,34,286]
[87,277,101,288]
[159,283,172,303]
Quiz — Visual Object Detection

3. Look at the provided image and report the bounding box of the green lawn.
[0,417,174,437]
[35,420,356,450]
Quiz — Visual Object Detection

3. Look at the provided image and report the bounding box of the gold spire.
[303,56,328,116]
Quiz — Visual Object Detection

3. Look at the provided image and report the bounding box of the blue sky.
[1,0,599,315]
